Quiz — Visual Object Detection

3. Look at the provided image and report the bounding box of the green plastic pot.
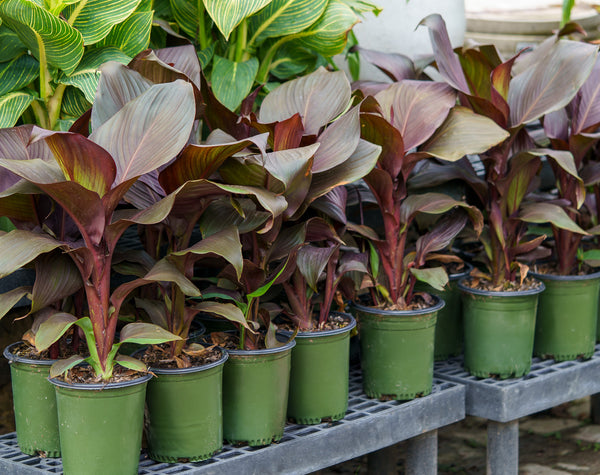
[222,339,295,446]
[3,342,60,457]
[351,297,442,400]
[50,373,151,475]
[145,349,228,462]
[531,270,600,361]
[459,279,544,379]
[415,265,471,360]
[280,312,356,424]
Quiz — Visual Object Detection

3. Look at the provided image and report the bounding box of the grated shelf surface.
[435,343,600,422]
[0,367,464,475]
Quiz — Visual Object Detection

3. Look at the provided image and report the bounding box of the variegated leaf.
[204,0,272,40]
[0,91,36,128]
[0,55,39,96]
[96,11,153,57]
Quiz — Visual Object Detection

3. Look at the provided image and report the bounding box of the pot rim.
[147,347,228,375]
[278,312,356,338]
[529,269,600,282]
[49,372,153,390]
[458,277,545,297]
[449,262,474,281]
[3,341,56,366]
[225,337,296,356]
[350,294,445,316]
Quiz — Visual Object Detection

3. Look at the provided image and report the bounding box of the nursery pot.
[416,265,471,360]
[50,373,151,475]
[222,339,295,446]
[3,342,60,457]
[531,270,600,361]
[350,297,442,400]
[279,312,356,424]
[459,279,544,379]
[145,349,228,462]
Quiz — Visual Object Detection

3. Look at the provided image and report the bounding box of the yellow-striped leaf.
[59,47,131,103]
[63,0,141,45]
[248,0,326,45]
[297,0,358,57]
[170,0,198,40]
[0,0,84,74]
[61,86,91,118]
[0,55,39,96]
[0,91,36,128]
[0,25,27,62]
[204,0,272,40]
[211,56,259,111]
[97,11,153,57]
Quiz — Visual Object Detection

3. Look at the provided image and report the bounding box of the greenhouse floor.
[321,397,600,474]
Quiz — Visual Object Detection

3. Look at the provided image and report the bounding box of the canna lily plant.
[412,14,599,288]
[350,76,507,308]
[0,64,199,381]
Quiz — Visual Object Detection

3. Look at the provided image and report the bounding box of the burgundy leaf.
[311,186,348,224]
[297,244,337,291]
[273,114,304,151]
[356,47,416,81]
[313,106,361,173]
[414,212,468,266]
[572,56,600,134]
[31,253,82,314]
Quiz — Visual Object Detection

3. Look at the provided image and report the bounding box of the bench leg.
[405,430,438,475]
[367,445,397,474]
[591,393,600,424]
[487,420,518,475]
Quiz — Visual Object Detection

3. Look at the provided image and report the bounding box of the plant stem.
[255,35,294,84]
[234,19,247,63]
[197,0,209,49]
[29,100,49,129]
[47,83,66,130]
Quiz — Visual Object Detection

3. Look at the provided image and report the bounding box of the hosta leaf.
[0,0,84,75]
[248,0,327,45]
[211,56,258,111]
[259,67,351,135]
[0,91,36,128]
[170,227,243,279]
[90,79,195,185]
[59,47,131,103]
[410,266,448,291]
[0,55,39,96]
[520,202,588,235]
[119,322,181,344]
[31,253,82,314]
[374,81,456,152]
[194,301,252,330]
[296,0,358,57]
[35,312,78,352]
[422,107,510,162]
[96,11,152,57]
[0,287,31,321]
[508,40,598,127]
[63,0,141,45]
[0,230,62,278]
[204,0,272,40]
[90,61,153,130]
[0,25,27,62]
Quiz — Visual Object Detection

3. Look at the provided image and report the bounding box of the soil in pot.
[459,277,544,379]
[50,367,151,475]
[279,313,356,424]
[531,267,600,361]
[351,296,442,400]
[138,344,227,462]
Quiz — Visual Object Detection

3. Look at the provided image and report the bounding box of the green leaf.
[0,55,39,96]
[114,354,147,371]
[61,86,91,117]
[59,47,131,103]
[0,287,31,321]
[0,91,36,128]
[34,312,78,352]
[211,56,259,111]
[96,11,153,57]
[248,0,327,45]
[63,0,141,45]
[194,301,253,330]
[204,0,272,40]
[296,0,358,57]
[197,44,215,69]
[247,258,289,299]
[410,266,448,291]
[0,25,27,62]
[49,354,85,378]
[520,202,589,235]
[422,106,510,162]
[119,322,182,344]
[582,249,600,267]
[169,0,199,40]
[0,0,84,75]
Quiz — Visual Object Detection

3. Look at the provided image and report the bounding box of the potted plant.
[0,64,196,472]
[348,72,505,397]
[420,14,598,377]
[532,46,600,360]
